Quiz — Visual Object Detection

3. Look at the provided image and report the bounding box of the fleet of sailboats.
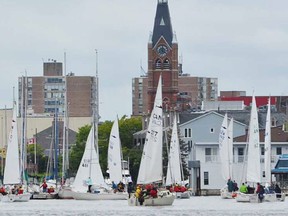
[235,96,285,202]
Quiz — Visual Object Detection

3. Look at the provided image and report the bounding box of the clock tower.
[147,0,178,113]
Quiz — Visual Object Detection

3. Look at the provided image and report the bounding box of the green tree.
[27,144,47,175]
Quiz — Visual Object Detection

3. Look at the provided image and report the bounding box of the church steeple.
[147,0,178,113]
[152,0,173,47]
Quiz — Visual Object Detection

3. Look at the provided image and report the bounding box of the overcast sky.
[1,0,288,121]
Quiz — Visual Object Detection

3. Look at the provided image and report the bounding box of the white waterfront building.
[178,111,288,195]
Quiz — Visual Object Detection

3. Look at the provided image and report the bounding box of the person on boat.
[0,186,7,195]
[256,182,265,202]
[18,186,24,195]
[48,186,55,194]
[233,181,238,191]
[239,183,248,194]
[135,185,144,205]
[111,181,117,193]
[144,184,152,196]
[86,177,93,193]
[150,186,158,198]
[40,179,48,193]
[246,182,254,194]
[11,185,18,194]
[227,179,234,192]
[173,184,180,192]
[181,186,187,192]
[127,181,133,198]
[117,181,125,192]
[275,184,282,198]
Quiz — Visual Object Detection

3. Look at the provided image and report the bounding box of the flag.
[28,137,35,145]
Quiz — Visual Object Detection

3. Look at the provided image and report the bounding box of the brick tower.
[147,0,179,113]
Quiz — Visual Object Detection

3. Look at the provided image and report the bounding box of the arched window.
[155,59,162,69]
[163,58,170,69]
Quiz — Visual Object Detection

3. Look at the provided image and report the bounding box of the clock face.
[157,45,168,57]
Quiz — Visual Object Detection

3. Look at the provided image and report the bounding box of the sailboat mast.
[88,49,99,179]
[94,49,99,157]
[20,75,28,185]
[62,51,69,183]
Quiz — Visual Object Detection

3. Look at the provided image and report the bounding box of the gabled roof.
[179,111,246,128]
[180,110,287,130]
[151,1,173,47]
[234,125,288,143]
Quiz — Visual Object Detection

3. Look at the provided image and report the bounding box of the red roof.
[219,96,276,107]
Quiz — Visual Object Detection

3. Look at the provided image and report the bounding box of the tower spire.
[152,0,173,47]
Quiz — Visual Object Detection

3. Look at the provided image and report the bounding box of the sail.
[108,117,123,184]
[227,117,234,179]
[166,116,181,186]
[72,124,106,192]
[264,97,271,183]
[219,113,231,181]
[137,75,163,184]
[246,95,261,183]
[3,103,21,185]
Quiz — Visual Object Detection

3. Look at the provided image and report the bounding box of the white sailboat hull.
[128,190,175,206]
[220,187,235,199]
[72,191,127,200]
[58,186,74,199]
[176,191,190,199]
[1,193,31,202]
[31,192,58,200]
[235,192,258,203]
[264,193,285,202]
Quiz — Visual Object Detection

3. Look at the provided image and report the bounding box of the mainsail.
[166,115,182,186]
[246,95,261,183]
[219,113,231,181]
[108,117,123,184]
[264,97,271,183]
[137,75,163,184]
[3,103,21,185]
[73,124,106,192]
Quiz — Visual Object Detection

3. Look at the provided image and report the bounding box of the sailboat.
[219,114,235,199]
[236,95,261,202]
[71,123,126,200]
[166,115,190,199]
[263,98,285,202]
[107,117,123,185]
[128,75,175,206]
[0,102,31,202]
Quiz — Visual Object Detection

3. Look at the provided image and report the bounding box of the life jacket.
[150,189,157,198]
[18,189,23,195]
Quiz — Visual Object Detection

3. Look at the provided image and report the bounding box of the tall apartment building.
[132,1,218,116]
[18,60,96,117]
